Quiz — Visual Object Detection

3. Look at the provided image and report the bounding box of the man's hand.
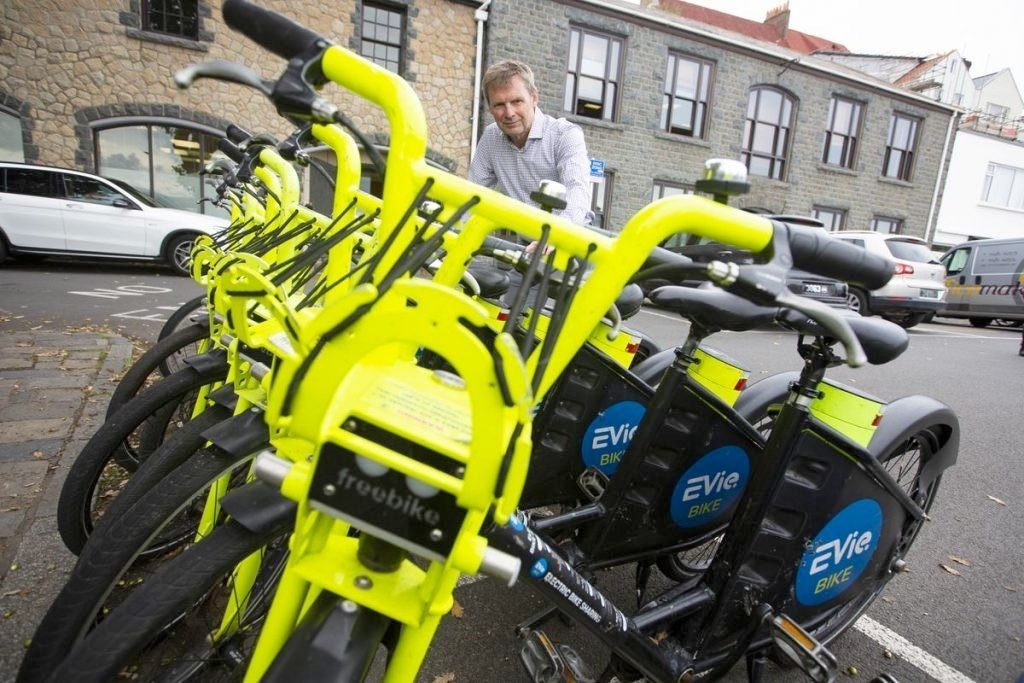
[524,241,554,257]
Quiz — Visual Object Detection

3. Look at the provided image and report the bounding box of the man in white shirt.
[469,60,595,228]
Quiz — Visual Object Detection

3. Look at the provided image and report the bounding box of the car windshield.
[107,179,172,208]
[885,238,938,264]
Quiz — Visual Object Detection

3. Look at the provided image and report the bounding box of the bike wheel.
[106,323,210,420]
[804,426,943,645]
[43,519,289,683]
[57,361,228,555]
[159,295,208,342]
[21,435,252,683]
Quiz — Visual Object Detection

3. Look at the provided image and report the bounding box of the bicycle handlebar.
[222,0,325,61]
[782,223,894,290]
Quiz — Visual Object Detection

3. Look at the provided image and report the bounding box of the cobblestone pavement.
[0,329,133,681]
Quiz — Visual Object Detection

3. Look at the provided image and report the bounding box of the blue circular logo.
[508,513,525,532]
[796,498,883,606]
[581,401,647,476]
[529,557,548,579]
[670,446,749,528]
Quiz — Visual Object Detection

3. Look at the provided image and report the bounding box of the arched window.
[741,86,795,181]
[93,120,227,217]
[0,106,25,162]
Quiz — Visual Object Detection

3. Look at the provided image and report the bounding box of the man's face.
[487,75,538,147]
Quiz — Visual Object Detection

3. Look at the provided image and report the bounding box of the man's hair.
[482,60,537,105]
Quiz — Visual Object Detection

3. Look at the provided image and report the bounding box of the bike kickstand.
[515,604,560,637]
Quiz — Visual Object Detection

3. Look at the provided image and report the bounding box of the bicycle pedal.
[519,629,596,683]
[577,467,608,502]
[766,612,838,683]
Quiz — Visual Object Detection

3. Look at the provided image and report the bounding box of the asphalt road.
[0,259,1021,682]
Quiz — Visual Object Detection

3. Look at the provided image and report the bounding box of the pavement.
[0,328,134,681]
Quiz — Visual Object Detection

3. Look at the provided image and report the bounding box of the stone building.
[0,0,481,215]
[479,0,959,239]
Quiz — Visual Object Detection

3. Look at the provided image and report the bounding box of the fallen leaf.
[654,631,670,643]
[31,450,44,459]
[948,555,972,567]
[1006,586,1018,592]
[1011,636,1020,642]
[2,589,23,597]
[432,673,455,683]
[881,596,893,603]
[450,600,464,618]
[939,564,963,577]
[987,495,1007,506]
[844,666,858,676]
[883,649,893,659]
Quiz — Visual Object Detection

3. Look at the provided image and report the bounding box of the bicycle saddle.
[466,265,512,300]
[776,308,909,365]
[648,284,778,332]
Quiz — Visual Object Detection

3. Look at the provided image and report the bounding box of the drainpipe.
[924,109,959,245]
[470,0,492,160]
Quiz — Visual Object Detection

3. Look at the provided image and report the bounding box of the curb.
[0,329,134,681]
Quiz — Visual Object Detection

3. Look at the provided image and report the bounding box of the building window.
[741,86,795,181]
[981,162,1024,210]
[882,113,920,181]
[984,102,1009,119]
[822,96,862,169]
[590,172,613,229]
[870,216,903,234]
[812,206,846,231]
[564,27,622,122]
[95,122,227,217]
[0,107,24,162]
[143,0,199,40]
[660,53,712,138]
[360,3,404,74]
[652,180,694,201]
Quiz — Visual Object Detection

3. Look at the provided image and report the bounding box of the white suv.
[0,162,228,275]
[829,231,947,328]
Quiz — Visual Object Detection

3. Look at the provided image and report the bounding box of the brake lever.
[174,59,274,97]
[706,260,868,367]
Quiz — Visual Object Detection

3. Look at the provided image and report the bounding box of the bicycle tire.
[106,323,210,420]
[57,361,228,555]
[21,436,252,683]
[158,295,207,343]
[42,518,289,683]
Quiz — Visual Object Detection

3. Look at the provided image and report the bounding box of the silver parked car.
[0,162,228,275]
[829,231,947,328]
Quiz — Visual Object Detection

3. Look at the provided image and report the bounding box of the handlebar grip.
[225,123,254,144]
[785,224,894,290]
[481,234,524,253]
[222,0,325,61]
[217,138,245,163]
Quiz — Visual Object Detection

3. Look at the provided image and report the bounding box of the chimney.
[764,2,790,38]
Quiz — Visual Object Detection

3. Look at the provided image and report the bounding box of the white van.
[937,237,1024,327]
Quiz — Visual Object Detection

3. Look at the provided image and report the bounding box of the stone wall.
[484,0,956,238]
[0,0,478,174]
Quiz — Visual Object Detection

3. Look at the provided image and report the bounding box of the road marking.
[854,615,977,683]
[67,285,174,299]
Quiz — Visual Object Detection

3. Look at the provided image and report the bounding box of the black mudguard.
[867,395,959,493]
[182,347,228,375]
[201,407,268,456]
[206,383,240,411]
[220,480,296,535]
[261,590,393,683]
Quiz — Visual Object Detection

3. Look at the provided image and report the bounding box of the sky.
[683,0,1024,88]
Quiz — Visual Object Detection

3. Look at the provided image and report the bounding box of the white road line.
[854,616,977,683]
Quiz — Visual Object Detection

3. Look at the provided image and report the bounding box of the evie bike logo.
[796,498,882,606]
[669,446,749,528]
[581,401,646,476]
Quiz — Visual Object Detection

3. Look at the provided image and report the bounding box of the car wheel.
[166,234,198,277]
[847,288,870,316]
[0,235,8,264]
[883,313,927,329]
[968,317,993,328]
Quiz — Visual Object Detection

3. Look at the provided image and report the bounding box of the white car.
[829,230,947,328]
[0,162,228,275]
